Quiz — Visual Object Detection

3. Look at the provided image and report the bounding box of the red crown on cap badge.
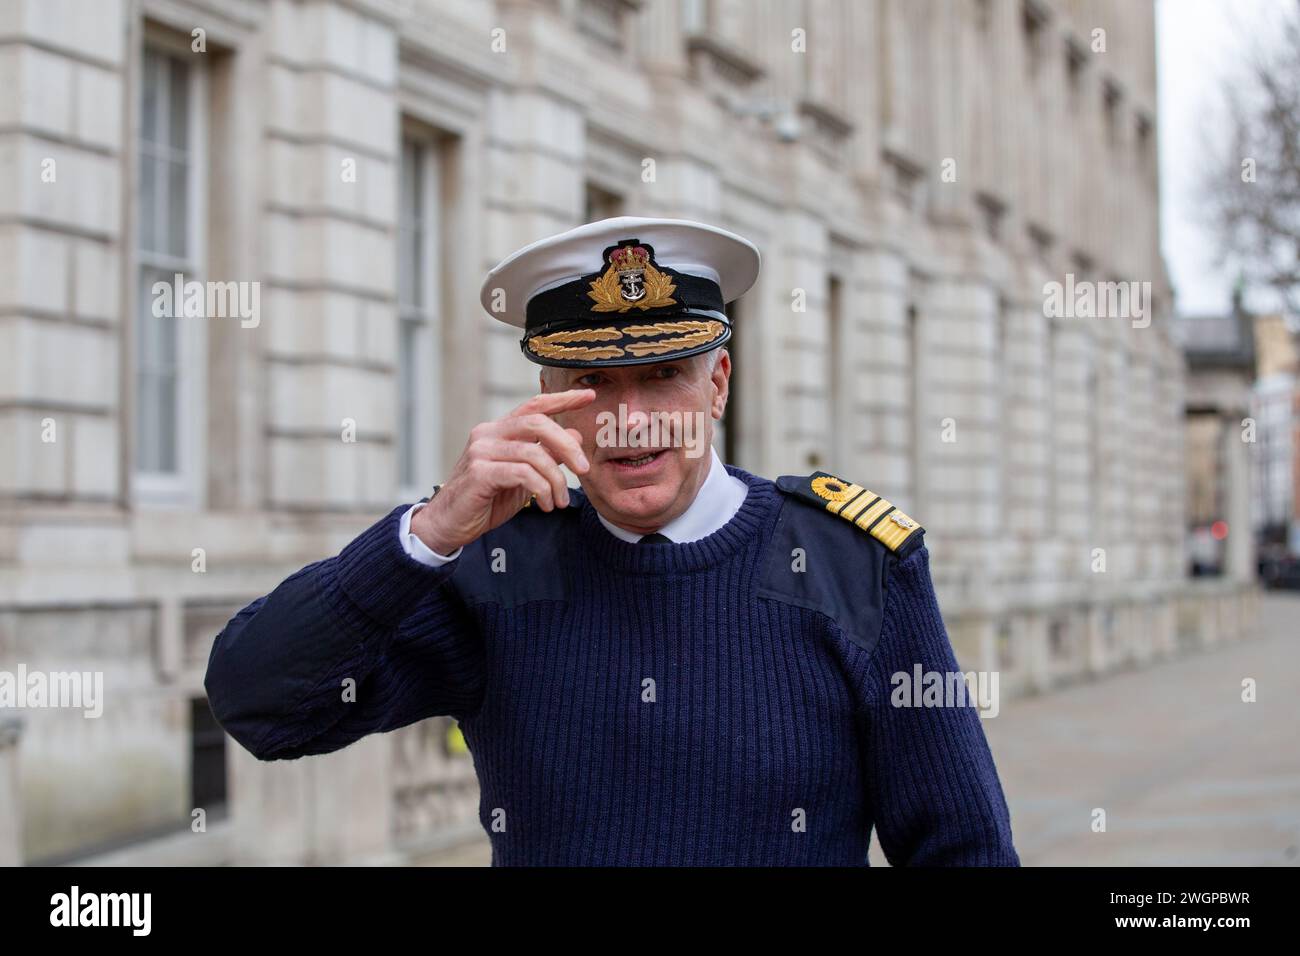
[609,245,650,272]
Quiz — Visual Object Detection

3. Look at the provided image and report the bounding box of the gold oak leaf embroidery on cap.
[587,243,677,312]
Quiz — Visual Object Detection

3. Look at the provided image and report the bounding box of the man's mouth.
[607,448,669,469]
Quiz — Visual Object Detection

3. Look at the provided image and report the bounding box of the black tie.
[638,532,672,545]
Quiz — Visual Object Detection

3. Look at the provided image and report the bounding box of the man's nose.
[618,388,654,442]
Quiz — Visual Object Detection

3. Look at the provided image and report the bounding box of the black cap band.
[524,266,724,330]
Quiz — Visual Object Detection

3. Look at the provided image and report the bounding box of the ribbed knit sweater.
[205,465,1020,866]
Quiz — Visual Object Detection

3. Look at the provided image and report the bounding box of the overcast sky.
[1156,0,1292,318]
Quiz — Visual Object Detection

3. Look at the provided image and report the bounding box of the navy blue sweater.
[205,465,1020,866]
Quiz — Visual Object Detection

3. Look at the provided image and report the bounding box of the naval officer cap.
[480,216,761,368]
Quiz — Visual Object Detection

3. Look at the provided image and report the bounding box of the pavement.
[980,590,1300,866]
[414,591,1300,867]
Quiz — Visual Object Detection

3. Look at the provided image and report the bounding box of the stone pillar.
[1004,282,1052,580]
[478,4,588,420]
[0,0,126,506]
[260,0,400,512]
[1052,315,1093,591]
[764,208,829,476]
[1221,412,1255,583]
[1156,600,1177,657]
[1002,612,1034,696]
[235,0,402,864]
[1025,611,1052,694]
[1085,605,1107,675]
[851,247,911,504]
[920,273,1000,598]
[0,717,23,866]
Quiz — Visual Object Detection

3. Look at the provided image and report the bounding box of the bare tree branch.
[1199,2,1300,313]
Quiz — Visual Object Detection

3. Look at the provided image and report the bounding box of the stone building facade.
[1252,313,1300,555]
[1178,298,1256,579]
[0,0,1251,864]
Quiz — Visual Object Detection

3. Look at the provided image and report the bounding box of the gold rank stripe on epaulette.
[803,472,924,554]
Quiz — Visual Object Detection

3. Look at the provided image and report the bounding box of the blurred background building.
[1178,286,1256,579]
[1251,312,1300,561]
[0,0,1259,865]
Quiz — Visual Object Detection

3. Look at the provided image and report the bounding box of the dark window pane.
[136,269,181,475]
[139,271,162,369]
[157,305,177,374]
[134,371,155,471]
[399,319,418,486]
[398,141,424,309]
[168,57,190,152]
[141,50,161,146]
[191,697,228,811]
[167,158,188,258]
[139,153,158,253]
[157,373,177,473]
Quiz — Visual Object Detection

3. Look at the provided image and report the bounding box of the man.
[205,217,1020,867]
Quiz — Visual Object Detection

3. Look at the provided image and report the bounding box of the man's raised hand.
[409,388,595,556]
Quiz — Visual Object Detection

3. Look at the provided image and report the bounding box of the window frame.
[396,126,444,502]
[132,35,209,508]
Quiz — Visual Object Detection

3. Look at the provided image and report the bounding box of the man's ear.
[710,349,730,420]
[539,369,548,393]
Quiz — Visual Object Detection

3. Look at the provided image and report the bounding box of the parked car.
[1259,550,1300,589]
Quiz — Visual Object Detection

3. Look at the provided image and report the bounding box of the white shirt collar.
[595,446,748,543]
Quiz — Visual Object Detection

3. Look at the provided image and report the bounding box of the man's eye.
[578,374,602,386]
[654,366,680,378]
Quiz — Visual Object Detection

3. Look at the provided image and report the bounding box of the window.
[1021,0,1048,76]
[1048,618,1068,657]
[397,131,444,499]
[191,696,228,814]
[1103,80,1122,147]
[976,191,1006,242]
[583,183,623,224]
[1135,113,1153,166]
[1066,39,1087,100]
[135,42,207,503]
[577,0,628,50]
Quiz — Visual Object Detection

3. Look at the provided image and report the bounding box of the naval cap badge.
[587,240,677,312]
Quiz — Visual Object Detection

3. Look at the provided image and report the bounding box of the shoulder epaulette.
[776,471,925,559]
